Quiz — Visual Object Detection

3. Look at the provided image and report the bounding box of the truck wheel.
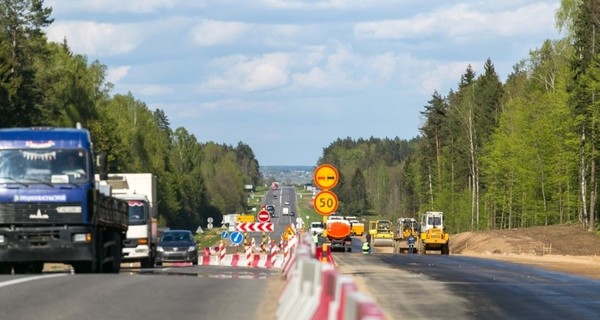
[72,262,93,274]
[141,258,152,268]
[107,231,122,273]
[14,262,43,274]
[441,243,450,255]
[0,263,11,274]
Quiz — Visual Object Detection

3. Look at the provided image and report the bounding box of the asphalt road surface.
[0,265,280,320]
[334,252,600,319]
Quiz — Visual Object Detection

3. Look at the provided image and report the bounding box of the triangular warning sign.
[285,225,295,237]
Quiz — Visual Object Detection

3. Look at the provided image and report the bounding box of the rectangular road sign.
[236,214,255,223]
[235,222,274,232]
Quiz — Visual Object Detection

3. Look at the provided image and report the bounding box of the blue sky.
[44,0,562,166]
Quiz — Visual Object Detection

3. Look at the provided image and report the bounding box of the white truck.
[103,173,158,268]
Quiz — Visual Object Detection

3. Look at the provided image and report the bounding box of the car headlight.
[188,246,197,252]
[156,246,164,252]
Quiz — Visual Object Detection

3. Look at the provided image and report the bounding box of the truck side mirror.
[96,151,108,181]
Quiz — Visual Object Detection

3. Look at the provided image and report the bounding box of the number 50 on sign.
[313,190,339,216]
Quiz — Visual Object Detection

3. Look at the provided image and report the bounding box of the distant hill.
[260,165,314,185]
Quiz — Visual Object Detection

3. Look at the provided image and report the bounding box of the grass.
[195,229,223,248]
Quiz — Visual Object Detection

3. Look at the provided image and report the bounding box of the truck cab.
[102,173,158,268]
[0,126,128,274]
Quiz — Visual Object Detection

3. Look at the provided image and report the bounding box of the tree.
[0,0,53,126]
[566,0,600,231]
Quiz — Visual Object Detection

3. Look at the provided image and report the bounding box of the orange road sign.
[313,190,339,216]
[313,164,339,190]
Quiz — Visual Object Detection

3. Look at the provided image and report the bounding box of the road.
[334,252,600,319]
[0,266,280,320]
[5,186,599,320]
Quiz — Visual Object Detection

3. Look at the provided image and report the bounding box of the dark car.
[155,230,198,266]
[266,205,275,217]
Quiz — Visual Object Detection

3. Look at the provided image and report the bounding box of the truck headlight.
[156,246,164,252]
[73,233,91,242]
[188,246,197,252]
[0,235,5,244]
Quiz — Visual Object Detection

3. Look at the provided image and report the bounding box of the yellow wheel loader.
[418,211,450,254]
[368,220,394,247]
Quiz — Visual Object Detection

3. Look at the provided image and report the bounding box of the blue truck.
[0,126,128,274]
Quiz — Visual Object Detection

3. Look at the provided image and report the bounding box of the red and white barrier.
[197,253,284,268]
[343,292,386,320]
[275,233,387,320]
[244,245,250,267]
[218,241,225,265]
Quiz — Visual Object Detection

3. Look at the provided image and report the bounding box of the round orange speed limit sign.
[313,190,339,216]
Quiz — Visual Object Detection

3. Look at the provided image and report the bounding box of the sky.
[44,0,563,166]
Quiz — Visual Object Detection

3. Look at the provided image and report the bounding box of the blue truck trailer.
[0,126,128,274]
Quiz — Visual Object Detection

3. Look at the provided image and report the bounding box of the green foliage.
[0,0,54,127]
[0,1,263,232]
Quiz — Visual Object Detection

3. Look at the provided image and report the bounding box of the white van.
[310,222,324,235]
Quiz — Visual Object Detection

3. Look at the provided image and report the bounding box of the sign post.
[313,164,340,262]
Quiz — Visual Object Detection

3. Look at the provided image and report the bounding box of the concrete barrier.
[310,263,336,320]
[276,233,386,320]
[343,291,386,320]
[330,274,358,320]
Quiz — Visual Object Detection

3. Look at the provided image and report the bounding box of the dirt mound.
[450,224,600,256]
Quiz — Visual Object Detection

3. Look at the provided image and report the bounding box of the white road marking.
[0,274,68,288]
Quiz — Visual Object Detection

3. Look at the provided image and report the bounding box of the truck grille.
[0,203,82,224]
[17,230,61,247]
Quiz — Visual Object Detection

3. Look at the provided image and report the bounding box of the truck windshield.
[127,200,147,225]
[0,149,89,184]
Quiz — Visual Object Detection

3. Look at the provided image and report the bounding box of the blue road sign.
[230,231,243,245]
[221,230,229,239]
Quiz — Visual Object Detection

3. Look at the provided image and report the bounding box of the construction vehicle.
[344,216,365,236]
[418,211,449,254]
[368,220,394,247]
[325,218,353,252]
[102,173,158,268]
[393,218,420,253]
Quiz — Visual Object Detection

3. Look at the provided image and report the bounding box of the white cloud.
[47,21,143,56]
[46,0,196,14]
[200,53,291,92]
[418,61,478,95]
[200,47,403,93]
[189,20,250,46]
[259,0,406,10]
[354,2,558,40]
[106,66,130,84]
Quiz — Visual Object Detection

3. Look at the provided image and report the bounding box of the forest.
[0,0,261,230]
[322,1,600,234]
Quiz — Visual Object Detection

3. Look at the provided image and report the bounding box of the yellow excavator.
[368,220,394,247]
